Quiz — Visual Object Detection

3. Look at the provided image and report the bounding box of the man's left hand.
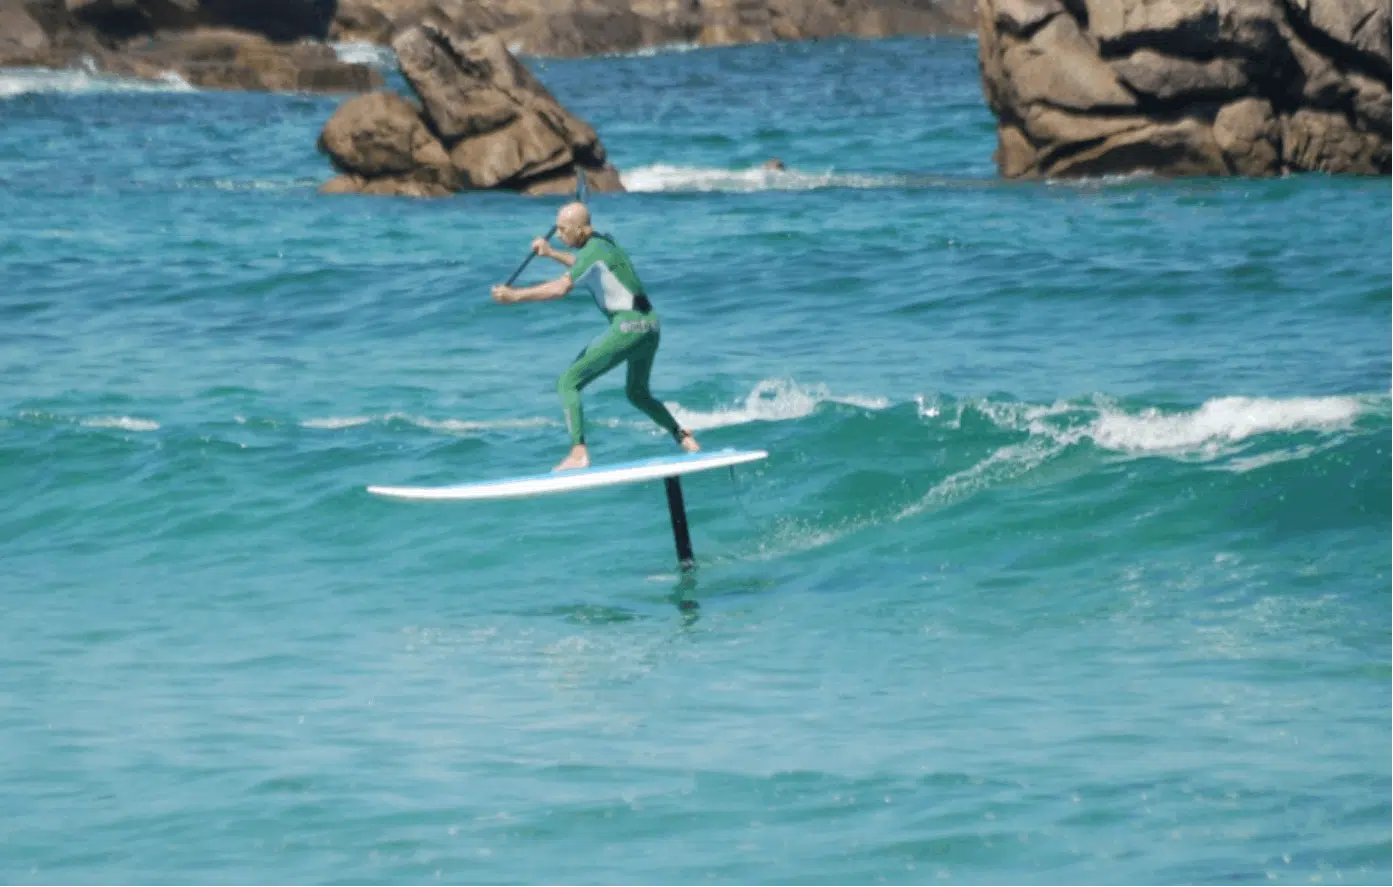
[491,285,516,304]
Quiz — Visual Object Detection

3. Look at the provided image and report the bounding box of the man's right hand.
[531,237,552,258]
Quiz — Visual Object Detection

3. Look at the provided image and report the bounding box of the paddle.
[504,223,554,286]
[503,168,589,286]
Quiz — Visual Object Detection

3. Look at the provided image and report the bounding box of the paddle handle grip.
[505,225,557,286]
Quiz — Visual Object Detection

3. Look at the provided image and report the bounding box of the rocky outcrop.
[0,0,381,92]
[976,0,1391,177]
[318,90,464,196]
[4,0,978,84]
[318,26,625,197]
[690,0,976,46]
[105,28,381,91]
[327,0,977,56]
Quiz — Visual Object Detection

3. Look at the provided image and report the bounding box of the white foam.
[620,163,897,194]
[1221,443,1328,474]
[306,381,886,438]
[309,392,1364,458]
[412,416,556,434]
[895,436,1060,521]
[0,65,194,99]
[302,416,372,430]
[154,70,192,89]
[81,416,160,432]
[920,393,1365,461]
[740,512,864,560]
[331,41,398,69]
[890,393,1371,519]
[1044,171,1155,187]
[203,178,321,193]
[1087,396,1360,456]
[601,42,703,58]
[667,379,889,431]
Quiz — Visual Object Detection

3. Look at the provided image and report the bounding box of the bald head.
[558,202,589,227]
[555,201,593,247]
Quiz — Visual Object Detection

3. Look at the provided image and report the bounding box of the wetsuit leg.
[557,326,631,445]
[557,312,684,445]
[624,329,683,440]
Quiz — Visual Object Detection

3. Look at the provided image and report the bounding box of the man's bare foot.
[678,430,700,454]
[553,444,590,472]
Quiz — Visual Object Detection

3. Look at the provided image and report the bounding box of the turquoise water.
[2,37,1390,884]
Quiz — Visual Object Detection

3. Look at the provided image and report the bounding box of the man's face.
[556,216,585,247]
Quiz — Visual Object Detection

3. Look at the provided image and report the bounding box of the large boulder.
[318,25,625,197]
[318,90,462,197]
[976,0,1391,177]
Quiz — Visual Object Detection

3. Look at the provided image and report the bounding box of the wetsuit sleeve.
[567,241,599,284]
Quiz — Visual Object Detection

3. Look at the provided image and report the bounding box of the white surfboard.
[367,448,768,501]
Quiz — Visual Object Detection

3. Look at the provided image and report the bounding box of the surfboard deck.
[367,447,768,501]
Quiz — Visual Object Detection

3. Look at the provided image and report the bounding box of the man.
[491,202,701,472]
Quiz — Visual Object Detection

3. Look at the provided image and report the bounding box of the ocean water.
[1,37,1390,884]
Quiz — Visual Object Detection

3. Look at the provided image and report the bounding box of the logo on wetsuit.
[619,318,659,334]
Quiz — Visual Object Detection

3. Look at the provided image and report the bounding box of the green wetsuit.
[559,233,683,446]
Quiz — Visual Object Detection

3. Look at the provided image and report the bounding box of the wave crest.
[620,163,904,193]
[0,64,193,99]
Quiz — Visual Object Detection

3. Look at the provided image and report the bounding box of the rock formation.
[107,28,382,91]
[327,0,977,56]
[0,0,381,92]
[975,0,1391,177]
[318,25,625,197]
[3,0,977,88]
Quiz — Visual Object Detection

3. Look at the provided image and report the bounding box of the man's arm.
[535,239,577,268]
[492,274,573,304]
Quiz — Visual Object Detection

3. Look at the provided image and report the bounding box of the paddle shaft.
[503,169,587,287]
[505,224,556,286]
